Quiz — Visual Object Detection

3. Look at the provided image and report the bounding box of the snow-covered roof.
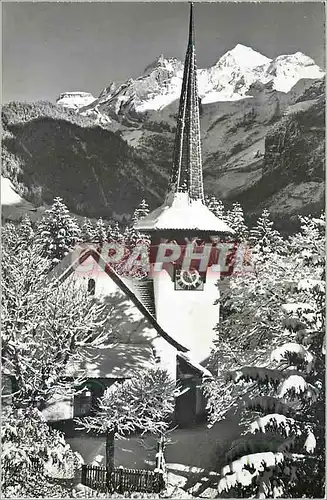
[52,247,188,353]
[134,192,234,233]
[120,275,156,317]
[66,344,155,379]
[177,352,213,379]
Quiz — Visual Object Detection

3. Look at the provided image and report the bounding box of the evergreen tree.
[106,224,112,242]
[132,199,150,223]
[108,221,123,243]
[206,214,325,498]
[225,202,249,241]
[81,217,95,244]
[206,195,225,219]
[36,197,81,266]
[18,215,35,248]
[94,217,108,246]
[249,209,284,255]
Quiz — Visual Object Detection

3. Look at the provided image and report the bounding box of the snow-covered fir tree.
[36,197,81,266]
[123,224,140,247]
[1,222,20,252]
[94,217,108,246]
[81,217,95,244]
[249,209,284,255]
[225,202,249,241]
[206,195,225,220]
[108,221,123,243]
[18,215,35,248]
[112,201,151,279]
[205,214,325,498]
[2,227,107,410]
[132,199,150,223]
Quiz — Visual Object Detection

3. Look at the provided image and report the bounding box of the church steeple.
[169,2,204,202]
[134,3,232,235]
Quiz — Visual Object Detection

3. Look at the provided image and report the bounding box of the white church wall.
[153,265,220,364]
[152,336,177,382]
[60,257,178,380]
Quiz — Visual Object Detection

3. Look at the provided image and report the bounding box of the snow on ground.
[135,89,181,113]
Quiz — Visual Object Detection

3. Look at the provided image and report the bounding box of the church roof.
[66,344,155,379]
[120,275,156,317]
[134,192,233,233]
[134,4,233,235]
[177,352,213,379]
[65,347,211,381]
[51,246,188,353]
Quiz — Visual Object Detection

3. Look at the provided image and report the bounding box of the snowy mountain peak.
[276,52,317,66]
[58,45,324,116]
[144,54,182,75]
[56,91,96,110]
[262,52,324,92]
[216,44,272,69]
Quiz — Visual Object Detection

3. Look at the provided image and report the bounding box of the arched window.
[88,278,96,295]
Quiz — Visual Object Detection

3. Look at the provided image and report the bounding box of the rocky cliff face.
[233,78,325,228]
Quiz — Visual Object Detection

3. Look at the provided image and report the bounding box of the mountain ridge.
[2,47,325,231]
[57,44,324,115]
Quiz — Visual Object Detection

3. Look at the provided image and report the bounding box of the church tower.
[134,3,233,366]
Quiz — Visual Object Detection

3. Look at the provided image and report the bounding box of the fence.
[81,465,165,493]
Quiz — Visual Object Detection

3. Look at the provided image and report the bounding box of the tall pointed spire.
[168,2,204,202]
[134,3,233,235]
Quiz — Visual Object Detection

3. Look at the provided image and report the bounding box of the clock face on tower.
[174,267,204,291]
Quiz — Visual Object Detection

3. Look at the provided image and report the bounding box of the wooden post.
[106,425,117,492]
[81,464,87,486]
[105,429,115,470]
[118,465,124,493]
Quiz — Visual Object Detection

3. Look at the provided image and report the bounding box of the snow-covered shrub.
[1,407,79,498]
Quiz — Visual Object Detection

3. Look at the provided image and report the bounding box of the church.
[43,3,233,430]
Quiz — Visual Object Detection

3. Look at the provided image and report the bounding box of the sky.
[2,2,325,103]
